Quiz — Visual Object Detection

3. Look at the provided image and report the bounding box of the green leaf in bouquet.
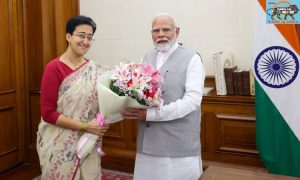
[132,90,147,106]
[110,80,126,96]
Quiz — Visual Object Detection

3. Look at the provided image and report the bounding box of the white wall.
[80,0,255,75]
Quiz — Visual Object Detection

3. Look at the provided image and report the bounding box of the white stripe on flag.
[253,1,300,141]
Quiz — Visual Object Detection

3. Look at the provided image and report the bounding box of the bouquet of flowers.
[97,62,163,123]
[110,63,162,106]
[76,63,163,160]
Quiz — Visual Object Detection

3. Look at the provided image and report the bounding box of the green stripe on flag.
[255,80,300,177]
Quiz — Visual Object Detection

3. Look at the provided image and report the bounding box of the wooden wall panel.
[40,0,56,67]
[201,93,264,168]
[215,114,258,155]
[105,121,126,140]
[201,113,215,160]
[0,0,14,91]
[0,107,17,154]
[28,95,41,146]
[22,0,44,160]
[0,0,26,173]
[23,0,43,91]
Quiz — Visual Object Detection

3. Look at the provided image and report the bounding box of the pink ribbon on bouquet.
[97,112,110,126]
[96,113,109,156]
[76,113,109,159]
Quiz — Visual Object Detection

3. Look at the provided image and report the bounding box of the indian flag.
[254,0,300,177]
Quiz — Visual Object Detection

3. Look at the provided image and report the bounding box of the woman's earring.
[68,41,71,46]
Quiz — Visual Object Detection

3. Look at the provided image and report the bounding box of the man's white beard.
[155,38,176,52]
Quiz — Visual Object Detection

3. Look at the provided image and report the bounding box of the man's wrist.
[146,107,157,121]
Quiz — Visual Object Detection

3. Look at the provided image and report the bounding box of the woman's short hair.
[66,15,97,34]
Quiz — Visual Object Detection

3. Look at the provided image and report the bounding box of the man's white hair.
[152,13,178,27]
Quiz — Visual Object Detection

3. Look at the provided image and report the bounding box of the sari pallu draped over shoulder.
[37,60,103,180]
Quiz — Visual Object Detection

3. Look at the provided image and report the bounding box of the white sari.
[37,61,103,180]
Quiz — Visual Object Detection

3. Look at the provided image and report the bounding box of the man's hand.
[122,107,147,121]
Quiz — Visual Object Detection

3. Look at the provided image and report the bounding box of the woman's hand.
[87,119,109,136]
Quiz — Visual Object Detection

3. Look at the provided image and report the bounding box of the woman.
[37,15,109,179]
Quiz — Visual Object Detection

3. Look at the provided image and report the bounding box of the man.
[122,13,205,180]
